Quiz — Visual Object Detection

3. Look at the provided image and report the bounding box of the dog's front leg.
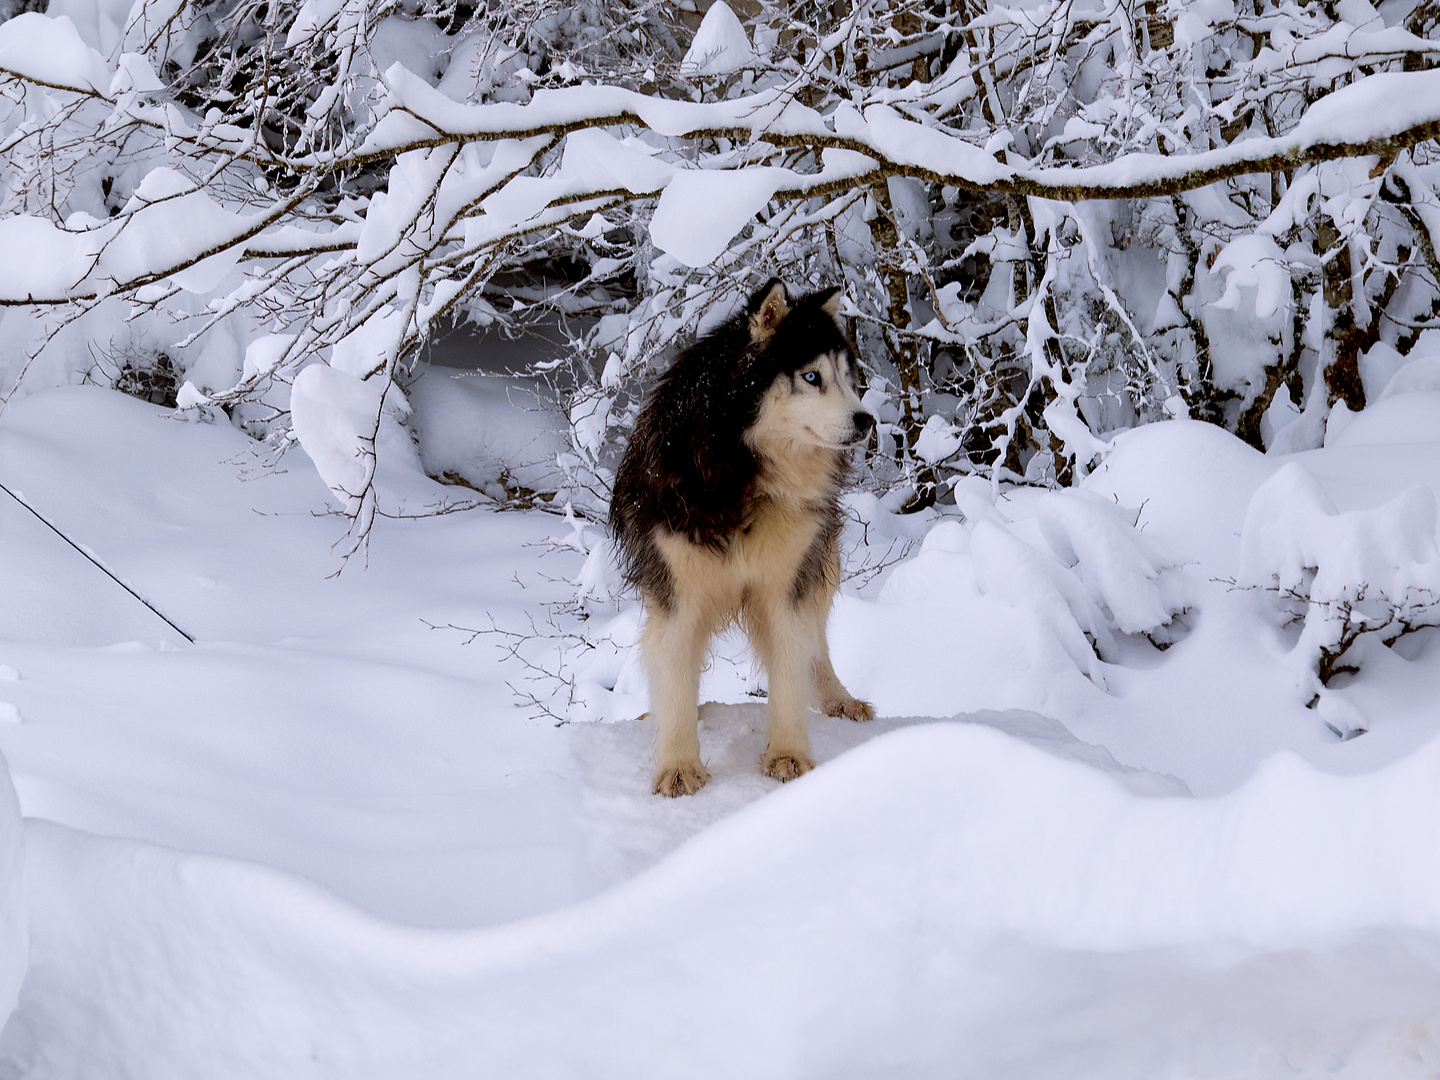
[643,604,712,797]
[749,597,818,782]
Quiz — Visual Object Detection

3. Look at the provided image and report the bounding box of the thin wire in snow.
[0,480,195,645]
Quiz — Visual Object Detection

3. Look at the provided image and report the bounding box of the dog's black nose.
[852,411,875,438]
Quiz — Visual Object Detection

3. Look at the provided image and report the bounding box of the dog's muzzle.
[848,411,875,444]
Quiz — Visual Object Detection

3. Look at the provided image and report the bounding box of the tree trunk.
[1318,219,1366,413]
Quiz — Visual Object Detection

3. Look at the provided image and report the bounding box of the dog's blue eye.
[802,371,821,386]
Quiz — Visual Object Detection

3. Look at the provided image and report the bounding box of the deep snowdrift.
[9,724,1440,1079]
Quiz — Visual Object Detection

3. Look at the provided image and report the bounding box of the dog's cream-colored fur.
[646,343,874,798]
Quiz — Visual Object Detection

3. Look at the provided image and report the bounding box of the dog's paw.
[762,752,814,783]
[822,695,875,722]
[653,762,710,798]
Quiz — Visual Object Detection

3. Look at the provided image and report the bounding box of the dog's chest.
[655,498,822,610]
[734,497,821,570]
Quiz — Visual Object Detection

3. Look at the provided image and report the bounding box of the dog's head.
[744,279,875,453]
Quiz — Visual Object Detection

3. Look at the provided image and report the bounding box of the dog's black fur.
[610,280,852,610]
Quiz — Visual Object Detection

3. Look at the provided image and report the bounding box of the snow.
[1330,390,1440,446]
[406,368,568,498]
[1240,461,1440,706]
[680,1,755,77]
[355,148,457,265]
[1382,357,1440,399]
[14,718,1440,1077]
[1212,234,1290,319]
[0,172,259,303]
[650,167,792,267]
[1035,489,1186,635]
[101,170,258,293]
[857,103,1014,186]
[0,218,98,304]
[45,0,130,56]
[1240,463,1439,606]
[5,348,1440,1069]
[650,151,873,267]
[912,413,962,463]
[0,13,109,95]
[1290,69,1440,147]
[301,29,1440,213]
[289,364,389,511]
[0,386,581,929]
[1019,68,1440,196]
[0,753,24,1038]
[480,131,675,229]
[375,66,831,150]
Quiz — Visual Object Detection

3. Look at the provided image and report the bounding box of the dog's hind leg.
[801,560,875,722]
[643,604,712,797]
[747,595,818,782]
[811,617,875,721]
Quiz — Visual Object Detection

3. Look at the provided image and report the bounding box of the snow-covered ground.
[3,348,1440,1075]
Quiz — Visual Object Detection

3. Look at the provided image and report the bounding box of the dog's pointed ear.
[816,286,844,321]
[748,279,790,343]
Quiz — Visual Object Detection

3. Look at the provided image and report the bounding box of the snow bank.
[12,724,1440,1077]
[1379,356,1440,401]
[406,369,568,498]
[571,705,1188,892]
[1084,418,1274,572]
[830,412,1440,794]
[1328,391,1440,448]
[872,480,1187,692]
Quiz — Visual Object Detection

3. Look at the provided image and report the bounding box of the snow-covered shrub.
[86,342,180,408]
[1239,462,1440,714]
[1,0,1439,554]
[955,483,1190,688]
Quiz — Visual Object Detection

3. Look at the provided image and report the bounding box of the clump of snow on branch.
[679,1,754,78]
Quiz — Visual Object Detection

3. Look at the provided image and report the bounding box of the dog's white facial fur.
[747,350,868,454]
